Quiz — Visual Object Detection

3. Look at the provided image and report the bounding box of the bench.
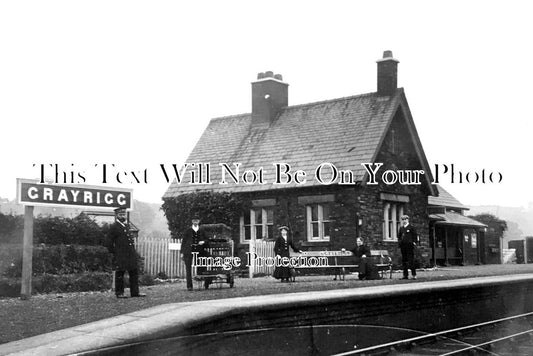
[289,249,392,281]
[368,250,393,279]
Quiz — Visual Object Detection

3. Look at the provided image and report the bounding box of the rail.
[333,311,533,356]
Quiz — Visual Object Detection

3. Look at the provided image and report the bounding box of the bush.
[0,271,157,298]
[4,244,113,277]
[162,191,245,240]
[35,272,113,293]
[1,213,109,246]
[0,244,22,277]
[139,274,155,286]
[35,214,107,246]
[0,277,21,297]
[0,272,112,297]
[0,213,23,244]
[156,271,169,280]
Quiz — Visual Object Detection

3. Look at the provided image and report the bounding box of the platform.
[1,273,533,355]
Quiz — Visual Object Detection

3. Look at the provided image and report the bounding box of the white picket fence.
[248,240,276,277]
[135,236,184,278]
[135,236,276,278]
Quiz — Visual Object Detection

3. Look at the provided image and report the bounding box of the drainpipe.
[476,229,481,265]
[444,229,449,266]
[461,228,465,266]
[432,224,436,267]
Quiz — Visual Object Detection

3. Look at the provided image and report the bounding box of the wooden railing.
[135,236,184,278]
[137,236,277,278]
[248,239,276,277]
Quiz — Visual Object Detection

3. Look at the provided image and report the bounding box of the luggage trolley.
[194,238,235,289]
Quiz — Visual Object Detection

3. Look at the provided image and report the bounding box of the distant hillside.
[128,201,170,238]
[0,197,170,239]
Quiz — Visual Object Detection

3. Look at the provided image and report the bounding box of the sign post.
[20,206,34,300]
[16,179,133,299]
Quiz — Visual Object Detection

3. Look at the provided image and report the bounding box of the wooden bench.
[289,249,392,281]
[369,250,393,279]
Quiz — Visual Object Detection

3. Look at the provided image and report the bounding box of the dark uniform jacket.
[274,236,300,258]
[106,221,138,271]
[181,227,208,256]
[398,224,419,251]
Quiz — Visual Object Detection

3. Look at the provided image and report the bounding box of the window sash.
[241,208,274,242]
[383,202,403,241]
[307,204,330,241]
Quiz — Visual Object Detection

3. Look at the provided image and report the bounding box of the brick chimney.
[252,71,288,127]
[376,50,399,96]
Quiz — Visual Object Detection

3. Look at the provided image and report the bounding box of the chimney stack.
[252,71,288,127]
[376,50,399,96]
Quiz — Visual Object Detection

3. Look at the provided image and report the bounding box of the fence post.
[249,240,254,278]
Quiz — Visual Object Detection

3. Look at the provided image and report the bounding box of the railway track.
[334,312,533,356]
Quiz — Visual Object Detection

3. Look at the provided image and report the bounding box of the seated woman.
[351,237,378,280]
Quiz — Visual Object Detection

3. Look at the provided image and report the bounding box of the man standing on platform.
[398,215,419,280]
[181,215,208,291]
[106,207,145,298]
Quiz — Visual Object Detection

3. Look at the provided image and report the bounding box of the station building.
[428,185,488,265]
[163,51,489,267]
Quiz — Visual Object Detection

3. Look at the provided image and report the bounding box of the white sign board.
[169,242,181,250]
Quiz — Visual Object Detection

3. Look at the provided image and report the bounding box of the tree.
[468,213,507,234]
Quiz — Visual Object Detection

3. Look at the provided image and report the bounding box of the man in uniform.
[398,215,419,280]
[106,207,145,298]
[181,215,208,291]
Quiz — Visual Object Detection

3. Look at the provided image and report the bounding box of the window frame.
[240,207,274,243]
[382,201,404,241]
[306,203,331,242]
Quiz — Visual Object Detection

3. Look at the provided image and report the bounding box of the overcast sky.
[1,1,532,209]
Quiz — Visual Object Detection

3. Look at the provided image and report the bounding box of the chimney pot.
[257,72,265,79]
[274,74,283,81]
[265,71,274,78]
[383,50,393,58]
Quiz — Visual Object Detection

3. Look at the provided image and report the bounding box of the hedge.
[0,272,155,298]
[0,213,23,244]
[34,214,109,246]
[0,213,109,246]
[3,244,113,277]
[3,244,145,278]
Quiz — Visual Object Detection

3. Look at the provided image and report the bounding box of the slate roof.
[428,185,467,210]
[429,211,487,228]
[163,88,436,198]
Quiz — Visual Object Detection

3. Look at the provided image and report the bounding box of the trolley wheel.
[204,280,210,289]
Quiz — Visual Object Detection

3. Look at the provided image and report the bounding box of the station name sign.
[17,179,132,209]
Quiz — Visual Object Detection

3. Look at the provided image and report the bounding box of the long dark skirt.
[358,257,380,280]
[273,265,292,280]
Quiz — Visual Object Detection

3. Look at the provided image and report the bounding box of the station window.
[240,208,274,242]
[383,202,404,241]
[306,204,331,241]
